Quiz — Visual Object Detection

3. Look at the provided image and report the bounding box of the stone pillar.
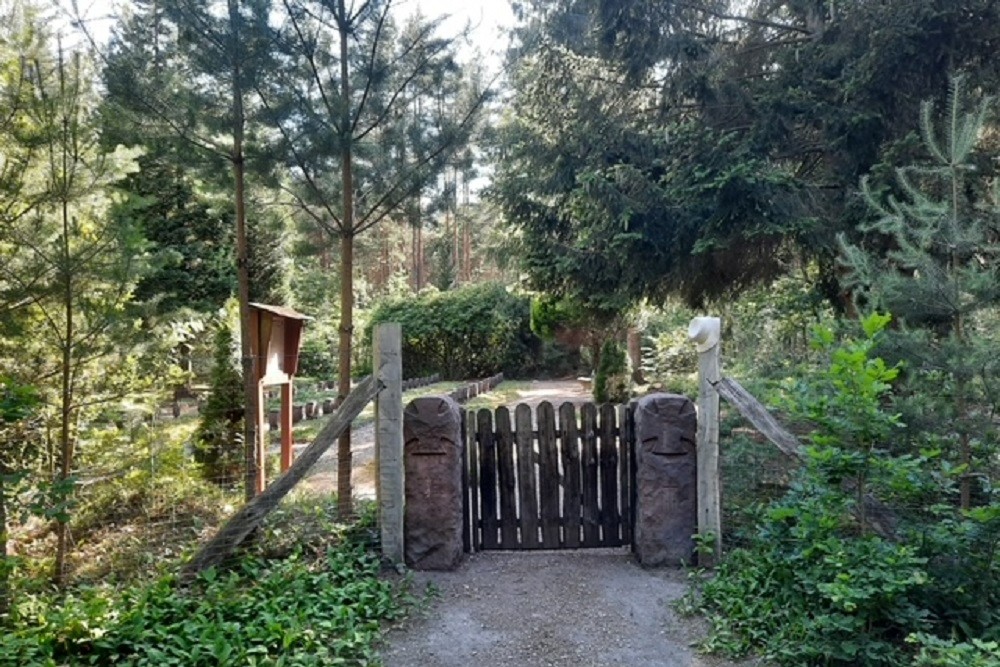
[403,396,464,570]
[633,393,698,567]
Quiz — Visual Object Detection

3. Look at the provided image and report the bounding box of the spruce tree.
[839,75,1000,509]
[195,310,245,486]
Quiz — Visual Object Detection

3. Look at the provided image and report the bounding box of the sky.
[55,0,515,67]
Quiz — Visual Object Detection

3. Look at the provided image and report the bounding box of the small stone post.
[403,396,464,570]
[374,322,404,566]
[633,394,699,566]
[688,316,722,566]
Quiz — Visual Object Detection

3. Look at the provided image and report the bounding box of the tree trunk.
[627,328,644,384]
[411,221,419,291]
[416,220,424,290]
[1,464,9,616]
[54,140,73,587]
[336,0,355,519]
[230,0,259,503]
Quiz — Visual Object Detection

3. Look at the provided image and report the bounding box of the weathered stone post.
[688,316,722,566]
[403,396,464,570]
[633,393,698,567]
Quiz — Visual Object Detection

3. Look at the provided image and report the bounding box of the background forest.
[1,0,998,665]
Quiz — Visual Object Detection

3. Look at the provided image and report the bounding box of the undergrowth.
[1,499,412,666]
[682,315,1000,666]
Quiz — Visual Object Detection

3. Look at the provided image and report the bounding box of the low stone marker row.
[446,373,504,404]
[265,374,441,431]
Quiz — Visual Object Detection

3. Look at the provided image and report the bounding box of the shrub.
[594,340,628,403]
[194,318,244,486]
[686,315,1000,666]
[367,283,539,380]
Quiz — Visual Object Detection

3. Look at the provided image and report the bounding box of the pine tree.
[195,311,245,485]
[839,75,1000,509]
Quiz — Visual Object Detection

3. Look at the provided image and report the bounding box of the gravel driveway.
[379,548,754,667]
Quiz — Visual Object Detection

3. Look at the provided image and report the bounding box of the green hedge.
[367,284,539,380]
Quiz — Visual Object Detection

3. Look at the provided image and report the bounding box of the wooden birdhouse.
[249,303,311,493]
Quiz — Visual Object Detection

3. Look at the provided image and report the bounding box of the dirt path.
[378,380,755,667]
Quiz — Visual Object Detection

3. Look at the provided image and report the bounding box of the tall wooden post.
[256,383,267,495]
[374,323,404,565]
[280,382,294,471]
[688,316,722,566]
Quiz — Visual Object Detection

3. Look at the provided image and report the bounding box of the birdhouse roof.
[248,302,312,321]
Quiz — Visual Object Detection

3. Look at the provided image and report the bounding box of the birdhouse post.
[249,303,311,494]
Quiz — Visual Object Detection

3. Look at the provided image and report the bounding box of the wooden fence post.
[375,323,404,566]
[688,316,722,566]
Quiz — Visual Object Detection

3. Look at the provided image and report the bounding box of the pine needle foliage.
[839,74,1000,509]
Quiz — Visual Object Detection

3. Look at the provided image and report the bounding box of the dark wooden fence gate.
[463,401,635,551]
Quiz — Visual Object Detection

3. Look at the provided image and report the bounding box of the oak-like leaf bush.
[366,283,538,380]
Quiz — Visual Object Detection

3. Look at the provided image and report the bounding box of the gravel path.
[379,549,753,667]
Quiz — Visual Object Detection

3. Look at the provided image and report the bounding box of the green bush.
[594,340,628,403]
[194,318,244,486]
[909,633,1000,666]
[296,332,337,380]
[367,283,539,380]
[687,315,1000,666]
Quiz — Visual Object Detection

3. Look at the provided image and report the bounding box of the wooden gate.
[463,401,634,551]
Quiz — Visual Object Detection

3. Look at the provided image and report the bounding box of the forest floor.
[317,379,761,667]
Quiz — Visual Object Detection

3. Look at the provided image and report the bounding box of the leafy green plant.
[781,313,903,529]
[0,502,411,666]
[685,315,986,666]
[367,283,539,380]
[909,633,1000,666]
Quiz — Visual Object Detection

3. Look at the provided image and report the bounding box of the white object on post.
[688,316,722,566]
[374,322,405,566]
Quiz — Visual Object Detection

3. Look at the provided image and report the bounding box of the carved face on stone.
[635,395,697,460]
[404,397,461,458]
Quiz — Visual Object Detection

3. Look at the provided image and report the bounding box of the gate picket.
[515,404,540,548]
[468,410,480,551]
[599,404,620,545]
[580,404,601,547]
[618,404,633,546]
[537,402,561,549]
[465,399,636,552]
[559,402,582,548]
[462,410,471,553]
[477,409,499,549]
[495,407,518,548]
